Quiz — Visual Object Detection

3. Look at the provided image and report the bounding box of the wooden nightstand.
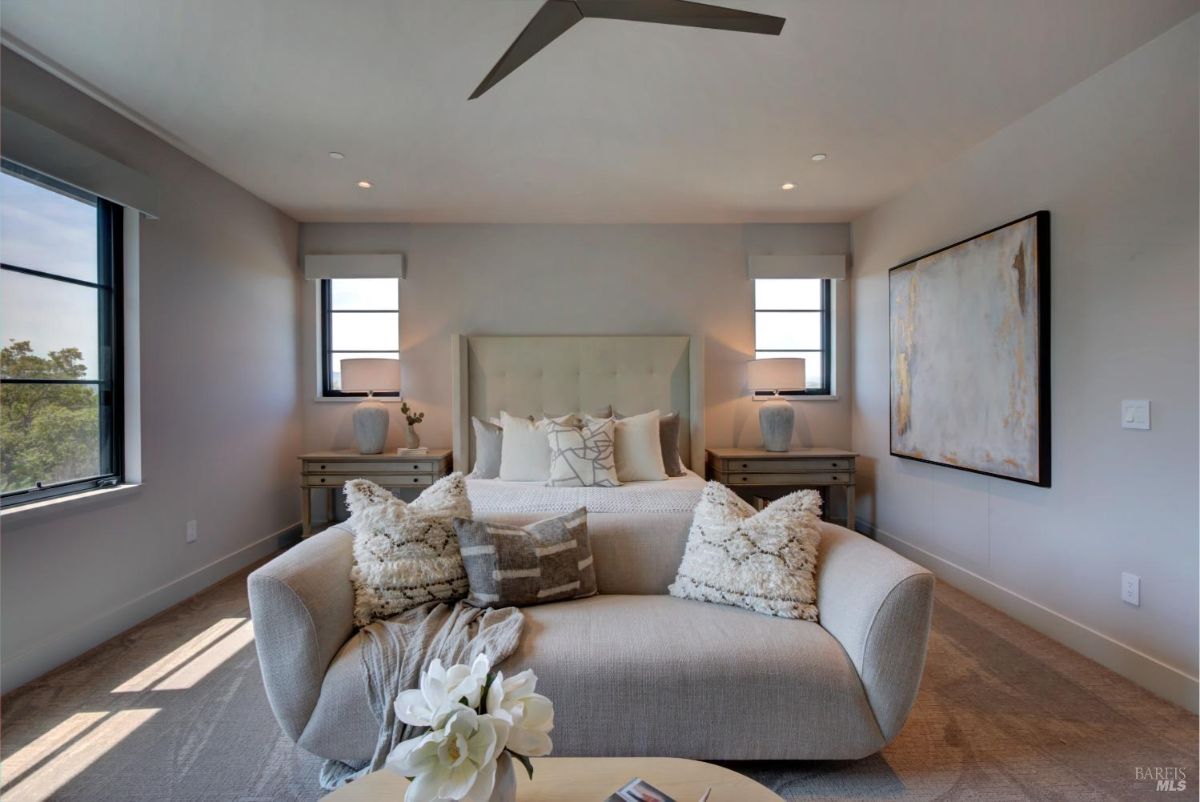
[299,449,451,537]
[706,447,858,530]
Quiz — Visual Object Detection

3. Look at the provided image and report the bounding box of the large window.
[0,163,124,506]
[320,278,400,396]
[754,278,831,396]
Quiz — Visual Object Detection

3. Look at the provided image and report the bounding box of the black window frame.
[0,161,124,507]
[319,278,401,398]
[753,277,833,397]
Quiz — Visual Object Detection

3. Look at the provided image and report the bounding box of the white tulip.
[387,707,511,802]
[485,669,554,757]
[396,655,493,728]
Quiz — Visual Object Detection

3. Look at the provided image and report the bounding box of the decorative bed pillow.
[591,409,667,482]
[617,410,684,477]
[499,411,553,481]
[546,417,620,487]
[452,508,597,607]
[669,483,822,620]
[470,417,503,478]
[345,474,471,627]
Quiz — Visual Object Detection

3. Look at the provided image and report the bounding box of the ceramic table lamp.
[747,358,805,452]
[340,358,402,454]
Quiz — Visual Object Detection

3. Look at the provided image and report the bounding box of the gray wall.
[300,223,852,463]
[850,18,1198,709]
[0,50,304,692]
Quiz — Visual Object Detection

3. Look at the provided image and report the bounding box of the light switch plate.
[1121,400,1150,430]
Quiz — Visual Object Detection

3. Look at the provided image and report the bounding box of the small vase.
[489,753,516,802]
[405,425,421,449]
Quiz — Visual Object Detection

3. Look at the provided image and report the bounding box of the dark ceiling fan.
[470,0,786,99]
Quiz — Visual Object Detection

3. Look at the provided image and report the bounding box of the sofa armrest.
[816,523,935,744]
[248,524,355,743]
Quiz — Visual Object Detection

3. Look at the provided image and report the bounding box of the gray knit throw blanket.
[319,600,525,790]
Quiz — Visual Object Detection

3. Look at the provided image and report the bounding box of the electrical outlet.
[186,520,198,544]
[1121,572,1140,606]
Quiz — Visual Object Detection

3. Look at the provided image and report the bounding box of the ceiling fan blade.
[575,0,785,35]
[470,0,584,99]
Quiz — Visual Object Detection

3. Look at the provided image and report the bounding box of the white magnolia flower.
[387,707,511,802]
[396,655,493,728]
[485,668,554,757]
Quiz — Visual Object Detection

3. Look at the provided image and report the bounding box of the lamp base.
[353,400,389,454]
[759,398,794,452]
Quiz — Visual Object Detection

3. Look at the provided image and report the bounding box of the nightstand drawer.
[720,472,851,486]
[303,460,442,474]
[303,474,434,488]
[719,458,853,473]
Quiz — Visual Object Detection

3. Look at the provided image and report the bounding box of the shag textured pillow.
[546,417,620,487]
[452,507,597,608]
[346,473,472,627]
[669,482,822,620]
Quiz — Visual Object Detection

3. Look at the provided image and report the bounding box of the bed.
[450,334,708,592]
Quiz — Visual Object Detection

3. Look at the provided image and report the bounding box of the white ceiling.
[2,0,1195,223]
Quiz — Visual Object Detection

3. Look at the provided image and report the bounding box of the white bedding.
[467,470,706,515]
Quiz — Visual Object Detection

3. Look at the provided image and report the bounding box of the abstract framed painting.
[889,211,1050,487]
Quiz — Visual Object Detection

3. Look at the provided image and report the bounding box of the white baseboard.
[862,521,1199,714]
[0,522,301,695]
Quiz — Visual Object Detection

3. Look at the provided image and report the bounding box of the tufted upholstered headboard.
[451,335,705,474]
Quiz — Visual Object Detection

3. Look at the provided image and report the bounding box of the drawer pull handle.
[320,478,326,483]
[741,463,748,469]
[411,464,420,470]
[412,477,420,483]
[320,465,327,470]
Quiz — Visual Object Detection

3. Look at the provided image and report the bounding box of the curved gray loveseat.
[248,517,934,763]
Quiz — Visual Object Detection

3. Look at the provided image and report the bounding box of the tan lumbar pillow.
[345,473,471,627]
[669,482,822,620]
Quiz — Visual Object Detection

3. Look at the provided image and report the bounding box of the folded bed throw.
[319,600,525,790]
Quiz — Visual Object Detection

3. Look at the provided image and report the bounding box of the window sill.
[1,483,142,526]
[313,396,407,404]
[753,395,841,402]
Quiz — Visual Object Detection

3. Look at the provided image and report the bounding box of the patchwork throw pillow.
[452,508,597,608]
[669,482,822,620]
[616,410,684,477]
[346,474,472,627]
[470,416,503,478]
[546,417,620,487]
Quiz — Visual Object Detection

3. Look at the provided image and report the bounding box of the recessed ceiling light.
[810,153,827,162]
[357,180,372,189]
[780,182,796,191]
[328,151,345,160]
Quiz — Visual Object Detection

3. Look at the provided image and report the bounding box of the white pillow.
[546,417,620,487]
[498,411,551,481]
[590,409,667,482]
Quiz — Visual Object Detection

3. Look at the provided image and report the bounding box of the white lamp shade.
[747,358,806,392]
[341,358,402,393]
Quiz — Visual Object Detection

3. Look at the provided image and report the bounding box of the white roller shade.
[303,253,407,280]
[747,253,846,280]
[1,107,159,217]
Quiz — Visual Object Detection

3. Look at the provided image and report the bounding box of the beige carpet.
[1,560,1195,801]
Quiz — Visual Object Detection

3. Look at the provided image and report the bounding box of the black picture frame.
[888,210,1051,487]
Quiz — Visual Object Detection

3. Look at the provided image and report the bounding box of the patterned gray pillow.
[452,508,597,608]
[470,417,502,478]
[546,417,620,487]
[616,410,684,476]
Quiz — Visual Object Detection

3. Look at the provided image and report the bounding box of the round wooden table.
[325,757,783,801]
